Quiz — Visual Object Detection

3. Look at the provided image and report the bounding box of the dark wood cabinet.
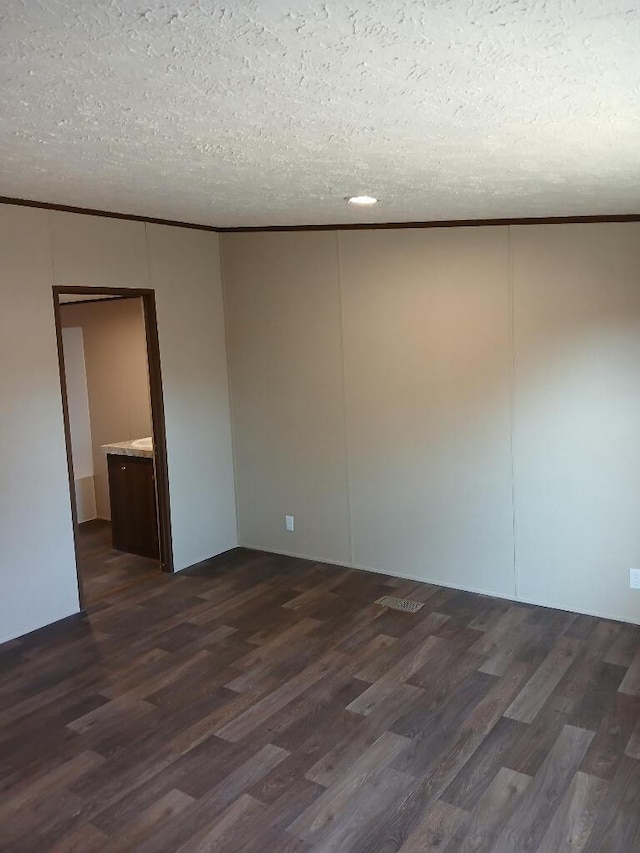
[107,454,159,559]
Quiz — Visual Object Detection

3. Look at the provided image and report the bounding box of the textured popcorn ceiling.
[1,1,639,227]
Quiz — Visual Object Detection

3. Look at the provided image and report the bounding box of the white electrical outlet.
[285,515,295,532]
[630,569,640,590]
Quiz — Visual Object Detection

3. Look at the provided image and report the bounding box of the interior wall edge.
[0,195,220,233]
[218,234,242,544]
[334,230,355,567]
[217,213,640,232]
[3,196,640,234]
[506,224,518,600]
[0,610,86,647]
[144,223,238,569]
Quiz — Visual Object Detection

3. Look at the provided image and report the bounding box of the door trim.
[52,286,174,608]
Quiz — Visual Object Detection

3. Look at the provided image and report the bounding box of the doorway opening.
[53,286,172,608]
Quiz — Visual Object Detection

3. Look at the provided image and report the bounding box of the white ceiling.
[1,1,639,227]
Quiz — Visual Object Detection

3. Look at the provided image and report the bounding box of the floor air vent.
[375,596,425,613]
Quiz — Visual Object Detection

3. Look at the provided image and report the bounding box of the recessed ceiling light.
[346,195,378,206]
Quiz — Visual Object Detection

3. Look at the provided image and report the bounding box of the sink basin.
[131,437,153,451]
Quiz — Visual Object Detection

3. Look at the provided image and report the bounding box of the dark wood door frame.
[52,286,174,608]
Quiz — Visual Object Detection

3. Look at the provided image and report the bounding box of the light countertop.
[101,439,154,459]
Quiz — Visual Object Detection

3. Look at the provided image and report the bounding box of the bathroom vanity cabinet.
[107,453,159,559]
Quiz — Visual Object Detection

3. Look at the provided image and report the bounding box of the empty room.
[1,1,639,851]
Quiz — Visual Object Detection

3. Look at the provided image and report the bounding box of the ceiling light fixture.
[346,195,378,205]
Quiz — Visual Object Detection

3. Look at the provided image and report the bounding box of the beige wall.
[4,205,640,643]
[0,206,79,643]
[512,223,640,623]
[61,326,97,522]
[222,222,640,624]
[223,232,351,564]
[340,228,515,596]
[61,297,152,520]
[147,224,238,571]
[0,205,237,644]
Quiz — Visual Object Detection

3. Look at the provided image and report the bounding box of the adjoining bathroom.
[58,293,161,604]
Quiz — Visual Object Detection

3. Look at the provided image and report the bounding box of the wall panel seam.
[335,231,354,567]
[217,236,242,545]
[508,225,518,599]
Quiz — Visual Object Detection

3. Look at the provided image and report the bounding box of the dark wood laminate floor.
[76,519,160,606]
[2,548,640,851]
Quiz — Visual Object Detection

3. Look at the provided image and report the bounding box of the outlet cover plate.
[285,515,294,532]
[630,569,640,590]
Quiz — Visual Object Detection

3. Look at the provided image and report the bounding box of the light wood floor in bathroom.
[2,547,640,850]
